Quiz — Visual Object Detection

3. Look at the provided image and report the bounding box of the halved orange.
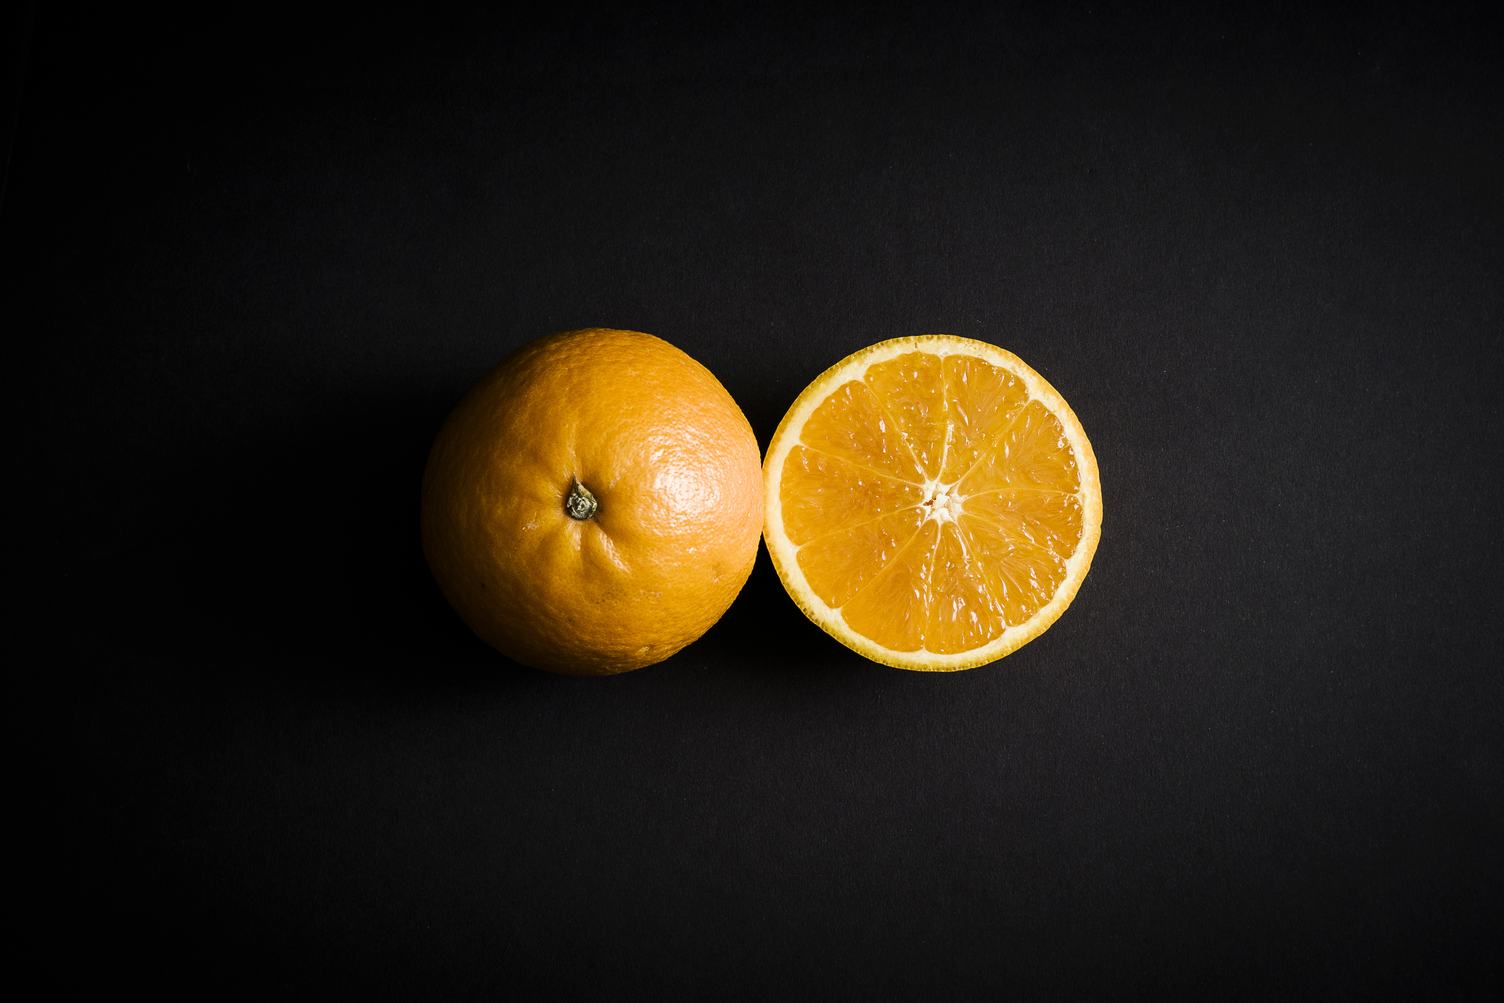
[762,335,1102,671]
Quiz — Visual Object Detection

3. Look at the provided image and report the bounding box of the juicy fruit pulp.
[764,337,1101,670]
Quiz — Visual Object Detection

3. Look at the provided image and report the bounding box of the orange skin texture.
[421,329,764,675]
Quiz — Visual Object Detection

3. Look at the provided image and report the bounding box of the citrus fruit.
[762,335,1102,671]
[421,328,763,675]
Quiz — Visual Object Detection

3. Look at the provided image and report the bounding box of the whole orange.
[421,328,763,674]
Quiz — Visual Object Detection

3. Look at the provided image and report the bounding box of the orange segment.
[799,379,925,482]
[780,445,924,545]
[795,507,925,609]
[960,516,1068,626]
[862,352,948,479]
[840,520,939,652]
[963,490,1084,556]
[939,354,1030,482]
[926,523,1006,653]
[956,400,1080,495]
[764,335,1101,671]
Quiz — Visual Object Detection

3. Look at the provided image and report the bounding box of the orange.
[421,328,763,675]
[762,335,1102,671]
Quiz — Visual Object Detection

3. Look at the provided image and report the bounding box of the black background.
[8,3,1502,998]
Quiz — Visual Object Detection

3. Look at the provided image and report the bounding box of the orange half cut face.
[762,335,1102,671]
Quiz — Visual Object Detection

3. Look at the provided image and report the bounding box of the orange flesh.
[781,352,1085,653]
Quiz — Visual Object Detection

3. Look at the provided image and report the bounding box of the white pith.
[763,335,1103,671]
[919,479,964,525]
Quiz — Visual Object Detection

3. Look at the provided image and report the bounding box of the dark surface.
[9,5,1502,998]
